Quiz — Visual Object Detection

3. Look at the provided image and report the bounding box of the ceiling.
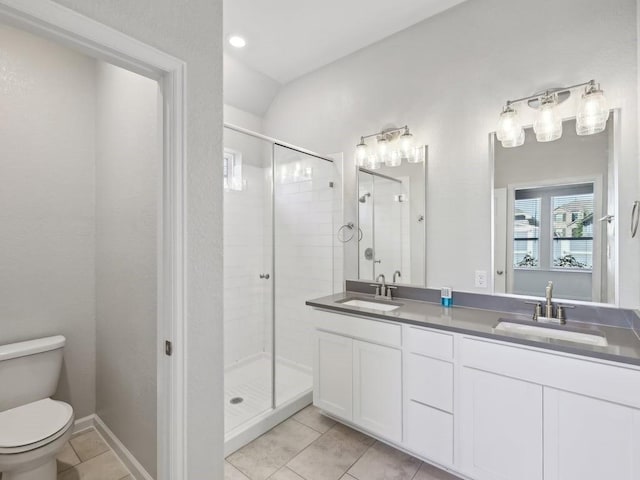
[224,0,469,85]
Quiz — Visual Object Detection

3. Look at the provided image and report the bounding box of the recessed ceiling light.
[229,35,247,48]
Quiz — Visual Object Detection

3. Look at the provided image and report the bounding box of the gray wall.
[263,0,640,308]
[0,24,97,418]
[95,61,159,477]
[50,1,224,476]
[494,121,609,189]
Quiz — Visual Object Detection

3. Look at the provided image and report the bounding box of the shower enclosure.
[223,124,339,453]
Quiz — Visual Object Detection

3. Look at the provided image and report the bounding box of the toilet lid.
[0,398,73,448]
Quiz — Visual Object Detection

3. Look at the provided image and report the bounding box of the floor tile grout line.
[67,433,83,461]
[58,431,133,480]
[290,416,333,435]
[340,439,379,480]
[285,422,349,480]
[282,422,338,480]
[409,461,425,480]
[286,424,377,480]
[228,418,322,480]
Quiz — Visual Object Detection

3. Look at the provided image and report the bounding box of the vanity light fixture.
[355,125,422,168]
[496,79,609,148]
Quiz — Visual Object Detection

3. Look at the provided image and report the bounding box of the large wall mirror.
[492,114,617,304]
[357,148,427,286]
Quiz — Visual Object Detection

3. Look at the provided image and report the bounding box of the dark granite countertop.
[306,291,640,367]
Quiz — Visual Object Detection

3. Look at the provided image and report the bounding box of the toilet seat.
[0,399,74,454]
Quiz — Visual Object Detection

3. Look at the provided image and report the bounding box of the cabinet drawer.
[406,326,453,360]
[461,337,640,410]
[313,309,401,347]
[406,400,453,466]
[407,353,453,412]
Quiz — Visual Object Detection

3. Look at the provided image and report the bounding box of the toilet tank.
[0,336,66,412]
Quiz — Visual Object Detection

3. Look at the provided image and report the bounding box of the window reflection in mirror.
[493,118,614,303]
[357,153,426,286]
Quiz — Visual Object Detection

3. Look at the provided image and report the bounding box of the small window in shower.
[223,148,246,191]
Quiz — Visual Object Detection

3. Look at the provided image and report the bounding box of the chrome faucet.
[524,281,574,325]
[375,274,386,297]
[545,281,554,319]
[369,274,397,299]
[392,270,402,283]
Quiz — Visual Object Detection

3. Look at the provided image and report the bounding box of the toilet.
[0,336,75,480]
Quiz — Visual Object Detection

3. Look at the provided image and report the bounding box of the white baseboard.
[72,414,96,434]
[73,414,153,480]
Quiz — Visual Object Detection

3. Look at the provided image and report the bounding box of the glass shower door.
[223,127,273,435]
[273,144,335,407]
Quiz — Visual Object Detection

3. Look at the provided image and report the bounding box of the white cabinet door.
[460,367,543,480]
[353,339,402,441]
[314,331,353,420]
[544,388,640,480]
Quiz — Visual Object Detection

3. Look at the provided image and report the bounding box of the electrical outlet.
[475,270,488,288]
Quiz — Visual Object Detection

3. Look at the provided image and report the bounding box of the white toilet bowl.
[0,336,75,480]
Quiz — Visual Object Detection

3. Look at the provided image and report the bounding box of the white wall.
[94,61,159,477]
[0,24,97,418]
[50,1,225,476]
[264,0,639,308]
[224,54,280,117]
[224,103,265,133]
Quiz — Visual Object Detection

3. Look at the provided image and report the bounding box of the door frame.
[0,2,187,479]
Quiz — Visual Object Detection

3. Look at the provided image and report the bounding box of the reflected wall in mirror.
[493,116,616,304]
[357,148,426,286]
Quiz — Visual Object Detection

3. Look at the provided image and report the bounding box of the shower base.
[224,353,312,455]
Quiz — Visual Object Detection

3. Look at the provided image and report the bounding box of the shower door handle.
[259,273,270,280]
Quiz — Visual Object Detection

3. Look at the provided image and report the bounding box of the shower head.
[359,192,371,203]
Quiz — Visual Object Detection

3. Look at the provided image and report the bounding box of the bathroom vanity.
[306,292,640,480]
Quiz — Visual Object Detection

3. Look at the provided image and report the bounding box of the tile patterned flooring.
[56,428,132,480]
[226,405,462,480]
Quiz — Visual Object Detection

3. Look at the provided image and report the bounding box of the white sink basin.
[339,299,401,312]
[494,321,608,347]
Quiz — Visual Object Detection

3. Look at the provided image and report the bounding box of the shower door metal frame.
[224,123,335,411]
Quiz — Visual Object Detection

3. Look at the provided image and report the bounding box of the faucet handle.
[386,285,398,299]
[556,304,575,323]
[369,284,382,296]
[524,301,542,321]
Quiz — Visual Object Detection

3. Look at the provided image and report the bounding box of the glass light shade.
[385,150,402,167]
[408,145,424,163]
[355,141,368,166]
[399,131,414,159]
[366,154,380,170]
[576,88,609,136]
[496,107,525,148]
[377,137,389,164]
[534,101,562,142]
